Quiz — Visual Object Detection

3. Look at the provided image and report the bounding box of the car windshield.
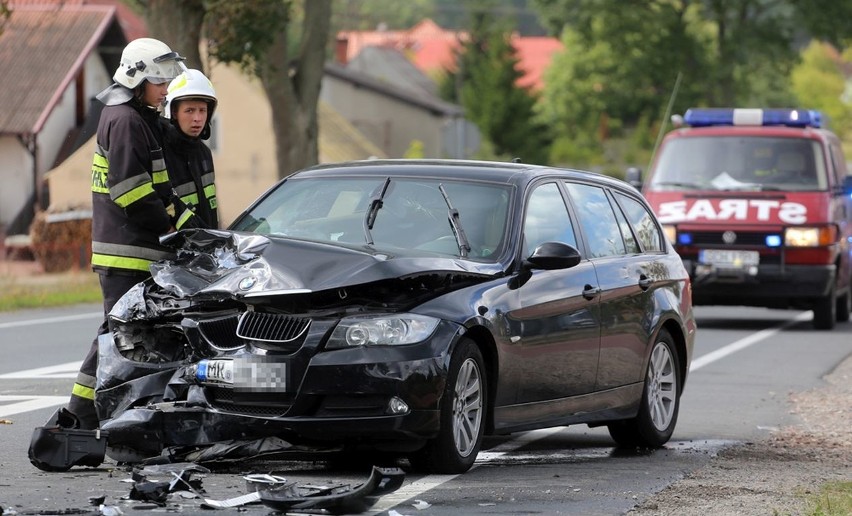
[231,176,511,260]
[649,136,828,192]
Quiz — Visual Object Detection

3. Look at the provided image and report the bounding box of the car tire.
[813,284,836,330]
[409,338,486,474]
[835,287,851,323]
[607,329,680,448]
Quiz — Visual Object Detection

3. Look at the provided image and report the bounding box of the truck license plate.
[699,249,759,268]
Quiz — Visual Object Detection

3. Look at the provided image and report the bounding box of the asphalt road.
[0,304,849,515]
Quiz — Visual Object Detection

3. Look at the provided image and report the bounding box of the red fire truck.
[628,108,852,329]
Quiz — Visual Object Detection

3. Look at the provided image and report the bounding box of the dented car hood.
[151,229,503,300]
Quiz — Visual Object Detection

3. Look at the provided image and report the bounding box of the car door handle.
[638,274,652,291]
[582,285,601,300]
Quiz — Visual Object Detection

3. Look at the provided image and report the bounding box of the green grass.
[805,481,852,515]
[0,273,102,311]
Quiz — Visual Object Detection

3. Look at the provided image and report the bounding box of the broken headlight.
[326,314,439,348]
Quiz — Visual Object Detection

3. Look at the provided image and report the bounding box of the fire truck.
[628,108,852,329]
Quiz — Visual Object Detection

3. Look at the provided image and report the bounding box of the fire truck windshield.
[649,136,827,192]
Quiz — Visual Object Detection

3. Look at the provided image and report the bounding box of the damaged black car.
[93,159,696,474]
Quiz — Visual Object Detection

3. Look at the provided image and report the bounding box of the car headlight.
[327,314,440,348]
[785,226,837,247]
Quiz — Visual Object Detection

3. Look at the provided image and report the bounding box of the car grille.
[207,386,293,417]
[198,315,242,350]
[196,312,312,351]
[688,231,774,247]
[237,312,311,343]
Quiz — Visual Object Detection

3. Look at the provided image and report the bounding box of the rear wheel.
[813,284,836,330]
[608,329,681,448]
[409,339,486,474]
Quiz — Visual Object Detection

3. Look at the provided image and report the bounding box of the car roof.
[290,158,634,191]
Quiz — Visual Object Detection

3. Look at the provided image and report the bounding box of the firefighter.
[31,39,199,460]
[161,68,220,229]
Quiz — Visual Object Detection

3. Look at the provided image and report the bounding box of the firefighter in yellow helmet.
[29,38,203,471]
[161,69,220,229]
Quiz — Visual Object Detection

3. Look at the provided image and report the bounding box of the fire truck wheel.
[812,285,837,330]
[836,288,851,323]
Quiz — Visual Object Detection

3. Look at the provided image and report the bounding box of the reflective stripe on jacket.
[162,120,219,229]
[91,102,176,274]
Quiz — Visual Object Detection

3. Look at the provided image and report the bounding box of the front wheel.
[835,287,851,323]
[812,284,837,330]
[608,329,681,448]
[409,339,486,474]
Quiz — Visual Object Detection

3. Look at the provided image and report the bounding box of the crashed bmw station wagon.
[96,159,696,474]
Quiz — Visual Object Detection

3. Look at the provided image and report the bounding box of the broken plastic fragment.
[201,491,262,509]
[259,466,405,513]
[28,408,109,472]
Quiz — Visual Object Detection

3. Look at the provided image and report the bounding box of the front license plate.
[699,249,759,268]
[233,357,288,393]
[196,359,233,384]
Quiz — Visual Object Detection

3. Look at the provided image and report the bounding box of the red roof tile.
[337,18,562,91]
[0,4,117,135]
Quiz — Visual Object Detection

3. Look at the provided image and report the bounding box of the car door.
[509,181,601,403]
[564,182,664,389]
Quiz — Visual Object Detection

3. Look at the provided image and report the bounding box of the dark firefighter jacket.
[162,121,219,229]
[90,99,199,274]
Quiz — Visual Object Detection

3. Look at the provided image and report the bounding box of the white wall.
[0,137,33,228]
[84,52,112,102]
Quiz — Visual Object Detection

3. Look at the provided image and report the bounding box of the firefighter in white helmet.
[160,69,220,229]
[29,39,201,471]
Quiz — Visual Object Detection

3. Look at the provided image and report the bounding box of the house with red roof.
[336,18,563,92]
[0,2,128,238]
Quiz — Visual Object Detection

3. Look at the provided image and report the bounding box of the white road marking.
[369,427,564,513]
[0,395,67,417]
[0,360,82,379]
[689,311,811,372]
[0,311,100,330]
[0,306,811,510]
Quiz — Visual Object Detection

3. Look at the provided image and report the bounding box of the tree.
[138,0,205,71]
[0,0,9,33]
[331,0,435,31]
[533,1,709,168]
[532,0,852,108]
[441,7,550,164]
[140,0,333,179]
[791,42,851,140]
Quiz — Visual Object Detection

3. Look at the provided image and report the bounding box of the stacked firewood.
[29,209,92,272]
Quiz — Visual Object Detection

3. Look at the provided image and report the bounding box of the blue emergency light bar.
[682,108,822,129]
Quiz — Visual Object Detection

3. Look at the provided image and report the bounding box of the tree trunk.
[261,0,332,180]
[142,0,206,74]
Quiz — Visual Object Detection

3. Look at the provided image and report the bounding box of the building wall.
[320,77,449,158]
[2,53,113,229]
[0,137,32,228]
[84,50,113,102]
[207,62,280,226]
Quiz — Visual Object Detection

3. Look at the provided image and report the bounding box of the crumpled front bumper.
[95,324,458,460]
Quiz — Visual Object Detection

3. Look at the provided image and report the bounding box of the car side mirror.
[524,242,581,270]
[625,167,642,189]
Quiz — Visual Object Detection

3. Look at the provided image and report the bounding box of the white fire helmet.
[114,38,186,89]
[163,69,218,120]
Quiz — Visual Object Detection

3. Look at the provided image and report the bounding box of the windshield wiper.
[363,177,391,245]
[438,184,471,258]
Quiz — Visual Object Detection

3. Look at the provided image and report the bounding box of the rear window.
[649,136,827,192]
